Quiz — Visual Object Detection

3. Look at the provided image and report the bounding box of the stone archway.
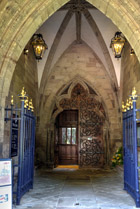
[37,80,110,168]
[0,0,140,156]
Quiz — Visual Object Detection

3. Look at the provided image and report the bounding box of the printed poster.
[0,159,12,209]
[0,161,11,186]
[0,186,12,209]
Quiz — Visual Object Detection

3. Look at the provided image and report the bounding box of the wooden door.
[56,110,78,165]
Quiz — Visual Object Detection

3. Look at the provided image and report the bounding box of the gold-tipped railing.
[18,87,34,112]
[122,87,138,113]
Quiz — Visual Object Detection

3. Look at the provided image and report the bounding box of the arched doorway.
[54,83,108,168]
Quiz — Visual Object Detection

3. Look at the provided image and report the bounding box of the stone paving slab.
[57,197,77,207]
[56,208,99,209]
[13,168,137,209]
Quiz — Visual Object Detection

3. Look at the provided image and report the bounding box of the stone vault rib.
[40,10,74,94]
[82,8,118,90]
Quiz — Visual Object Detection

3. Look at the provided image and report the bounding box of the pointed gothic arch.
[0,0,140,156]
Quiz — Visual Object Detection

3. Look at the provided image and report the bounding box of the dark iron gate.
[122,87,140,207]
[5,87,35,205]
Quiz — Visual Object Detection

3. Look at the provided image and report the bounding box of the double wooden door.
[56,110,78,165]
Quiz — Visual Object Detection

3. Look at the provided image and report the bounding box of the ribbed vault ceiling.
[37,0,121,91]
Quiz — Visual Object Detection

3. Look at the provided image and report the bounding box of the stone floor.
[13,166,137,209]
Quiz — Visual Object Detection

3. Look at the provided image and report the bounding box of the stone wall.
[3,42,38,158]
[121,42,140,106]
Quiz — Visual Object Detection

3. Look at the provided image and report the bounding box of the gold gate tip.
[11,95,14,105]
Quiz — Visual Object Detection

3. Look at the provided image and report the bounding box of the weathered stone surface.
[121,41,140,105]
[13,168,136,209]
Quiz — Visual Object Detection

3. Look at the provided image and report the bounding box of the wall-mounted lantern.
[31,34,48,61]
[110,32,125,58]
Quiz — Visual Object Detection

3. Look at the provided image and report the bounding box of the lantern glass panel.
[113,42,124,58]
[33,45,45,59]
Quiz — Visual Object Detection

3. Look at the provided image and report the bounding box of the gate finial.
[131,87,138,100]
[129,97,133,109]
[29,99,34,112]
[19,87,27,101]
[11,95,14,105]
[24,96,29,108]
[126,99,130,110]
[122,101,127,112]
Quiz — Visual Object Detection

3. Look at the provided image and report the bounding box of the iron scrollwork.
[80,138,104,166]
[59,83,105,167]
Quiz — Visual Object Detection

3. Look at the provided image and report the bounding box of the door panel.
[56,110,78,165]
[59,145,77,165]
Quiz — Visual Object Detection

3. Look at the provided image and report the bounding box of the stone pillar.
[46,123,55,169]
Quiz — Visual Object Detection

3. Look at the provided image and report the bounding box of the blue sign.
[11,114,18,157]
